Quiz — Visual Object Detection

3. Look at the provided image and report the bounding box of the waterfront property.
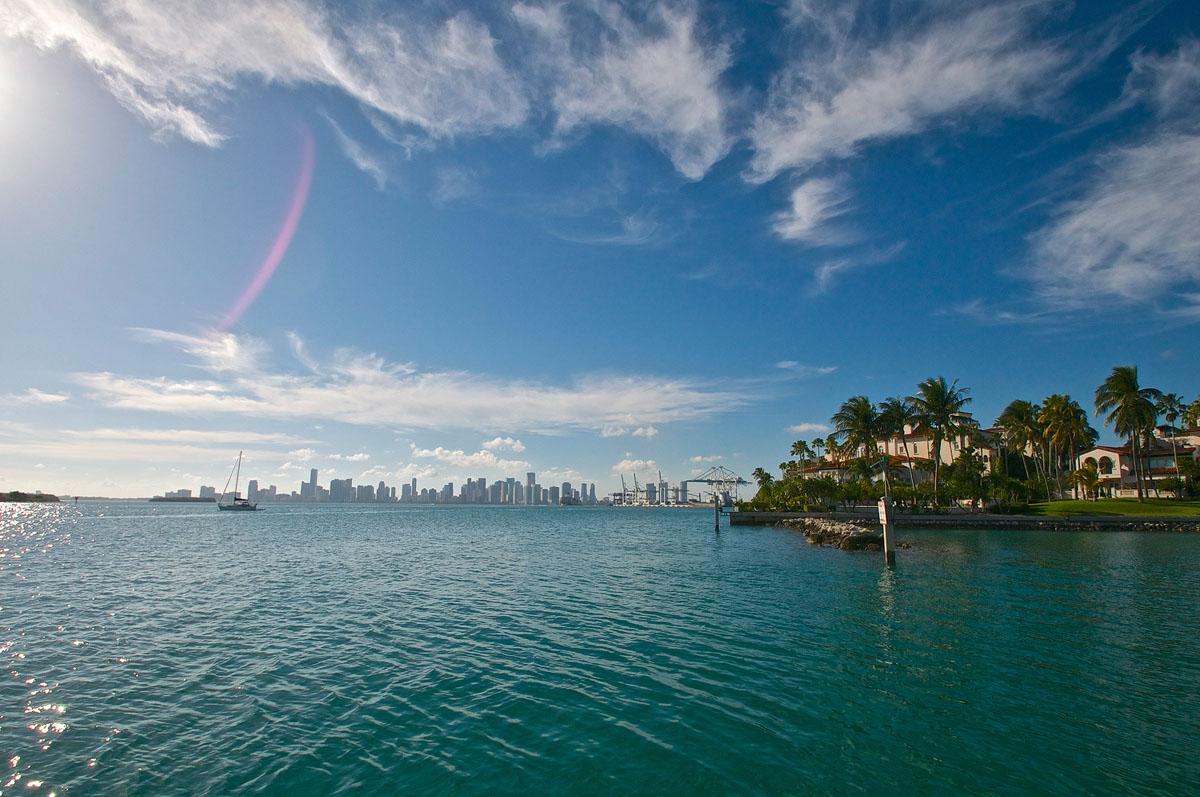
[1077,426,1199,497]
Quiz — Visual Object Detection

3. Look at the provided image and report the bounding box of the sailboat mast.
[235,451,242,498]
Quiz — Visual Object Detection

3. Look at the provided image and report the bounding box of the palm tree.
[1071,462,1102,501]
[790,439,813,474]
[1157,392,1186,499]
[1040,394,1097,498]
[996,399,1039,485]
[878,396,920,495]
[831,396,881,461]
[911,376,972,506]
[811,437,825,463]
[1094,366,1161,502]
[751,467,774,492]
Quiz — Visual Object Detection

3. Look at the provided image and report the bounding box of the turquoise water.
[2,503,1198,795]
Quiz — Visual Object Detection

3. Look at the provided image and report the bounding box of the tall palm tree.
[1040,394,1097,498]
[811,437,825,463]
[996,399,1038,485]
[790,439,812,473]
[878,396,920,494]
[831,396,881,462]
[1094,366,1161,502]
[911,376,972,505]
[1157,392,1186,498]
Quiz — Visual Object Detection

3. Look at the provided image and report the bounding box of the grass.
[1026,498,1200,517]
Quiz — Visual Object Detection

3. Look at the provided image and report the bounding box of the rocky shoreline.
[733,511,1200,533]
[778,516,904,551]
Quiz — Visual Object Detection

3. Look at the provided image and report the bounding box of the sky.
[1,0,1199,498]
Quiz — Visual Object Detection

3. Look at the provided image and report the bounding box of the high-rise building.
[246,480,258,501]
[411,478,417,500]
[679,481,688,503]
[526,472,536,504]
[561,482,571,504]
[589,483,596,504]
[549,486,560,505]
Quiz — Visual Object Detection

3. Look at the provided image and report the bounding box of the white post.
[878,496,895,566]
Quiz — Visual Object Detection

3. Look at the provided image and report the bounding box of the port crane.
[684,466,750,530]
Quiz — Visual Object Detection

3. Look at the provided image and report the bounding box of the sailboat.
[217,451,260,511]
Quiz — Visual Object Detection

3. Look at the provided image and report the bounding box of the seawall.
[730,511,1200,533]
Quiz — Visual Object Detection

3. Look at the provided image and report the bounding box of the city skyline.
[2,1,1199,497]
[155,468,614,506]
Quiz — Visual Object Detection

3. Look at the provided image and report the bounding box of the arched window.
[1098,456,1114,475]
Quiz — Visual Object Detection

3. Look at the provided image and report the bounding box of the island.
[0,491,60,502]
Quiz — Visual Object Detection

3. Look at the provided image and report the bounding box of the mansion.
[1077,426,1199,498]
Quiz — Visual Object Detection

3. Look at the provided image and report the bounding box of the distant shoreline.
[0,491,60,503]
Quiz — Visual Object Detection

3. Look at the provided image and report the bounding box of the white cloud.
[62,428,310,444]
[1030,132,1200,308]
[393,463,440,481]
[1,0,528,146]
[130,328,265,373]
[631,426,658,438]
[1029,41,1200,312]
[434,166,480,204]
[329,452,370,462]
[1,1,732,180]
[611,458,657,475]
[749,2,1071,181]
[514,1,732,180]
[690,455,723,463]
[601,425,629,437]
[775,362,837,378]
[1,388,69,404]
[78,330,747,433]
[411,445,531,472]
[324,113,389,189]
[788,423,831,434]
[538,468,584,483]
[287,447,317,461]
[772,177,850,244]
[482,436,526,453]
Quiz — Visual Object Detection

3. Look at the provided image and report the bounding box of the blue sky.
[1,0,1198,498]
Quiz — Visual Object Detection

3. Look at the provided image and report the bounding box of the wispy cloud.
[772,177,851,244]
[690,454,723,463]
[1029,41,1200,313]
[323,113,389,189]
[77,330,746,433]
[1,1,529,146]
[775,361,837,378]
[514,1,732,180]
[1,388,69,404]
[788,422,830,434]
[749,2,1074,181]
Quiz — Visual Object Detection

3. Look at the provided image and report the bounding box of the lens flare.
[218,127,315,331]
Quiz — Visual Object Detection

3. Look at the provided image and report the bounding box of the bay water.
[2,502,1198,794]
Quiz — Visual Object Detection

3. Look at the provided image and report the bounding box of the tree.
[811,437,825,463]
[1040,394,1097,498]
[996,399,1040,487]
[1069,461,1102,500]
[911,376,972,506]
[1157,392,1186,499]
[831,396,880,462]
[878,396,921,496]
[1094,366,1161,502]
[751,467,774,491]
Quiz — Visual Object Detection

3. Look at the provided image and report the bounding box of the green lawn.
[1026,498,1200,517]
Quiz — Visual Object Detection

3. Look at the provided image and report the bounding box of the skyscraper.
[526,472,536,505]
